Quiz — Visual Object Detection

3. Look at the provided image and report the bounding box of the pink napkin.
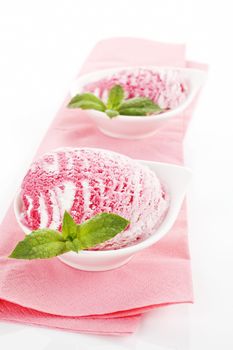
[0,38,207,335]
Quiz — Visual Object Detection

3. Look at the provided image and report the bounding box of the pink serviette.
[0,38,207,335]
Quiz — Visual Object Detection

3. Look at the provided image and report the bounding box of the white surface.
[14,157,191,271]
[70,66,206,139]
[0,0,232,349]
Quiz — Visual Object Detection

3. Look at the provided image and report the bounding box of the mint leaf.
[107,85,124,110]
[77,213,129,249]
[119,97,162,112]
[119,97,162,116]
[106,109,119,118]
[67,93,106,112]
[62,210,80,240]
[118,107,160,116]
[9,229,67,260]
[66,238,83,253]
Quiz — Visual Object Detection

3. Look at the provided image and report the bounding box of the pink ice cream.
[20,148,169,250]
[83,68,188,110]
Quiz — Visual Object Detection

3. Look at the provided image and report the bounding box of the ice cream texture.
[20,148,169,250]
[83,68,188,111]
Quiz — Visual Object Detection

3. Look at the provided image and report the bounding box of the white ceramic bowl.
[14,159,191,272]
[70,66,206,139]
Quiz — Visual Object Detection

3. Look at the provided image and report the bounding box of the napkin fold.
[0,37,207,335]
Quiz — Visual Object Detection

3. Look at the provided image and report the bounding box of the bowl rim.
[70,65,207,121]
[13,147,192,258]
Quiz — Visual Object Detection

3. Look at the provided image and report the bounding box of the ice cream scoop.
[20,148,169,250]
[83,68,188,110]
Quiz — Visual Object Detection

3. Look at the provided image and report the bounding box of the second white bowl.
[70,66,206,139]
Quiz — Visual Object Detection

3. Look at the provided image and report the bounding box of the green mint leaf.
[67,93,106,112]
[119,97,159,110]
[118,106,161,116]
[106,109,119,118]
[106,85,124,110]
[77,213,129,249]
[9,229,67,260]
[65,238,83,253]
[119,97,162,116]
[62,210,80,240]
[65,240,75,251]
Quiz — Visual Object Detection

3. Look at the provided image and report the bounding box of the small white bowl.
[14,160,191,272]
[70,66,206,139]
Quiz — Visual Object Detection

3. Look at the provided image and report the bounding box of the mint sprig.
[67,85,162,118]
[9,212,129,260]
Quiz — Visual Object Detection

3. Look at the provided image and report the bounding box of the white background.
[0,0,232,349]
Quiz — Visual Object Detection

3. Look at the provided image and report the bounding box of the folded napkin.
[0,38,207,335]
